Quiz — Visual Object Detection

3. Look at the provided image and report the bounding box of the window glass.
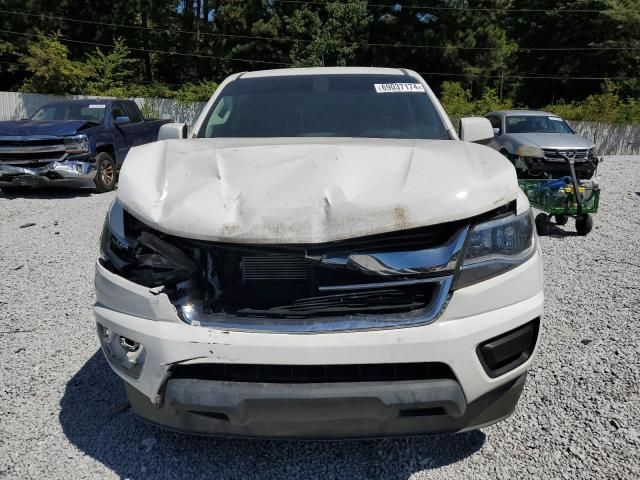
[198,74,449,140]
[506,115,574,134]
[111,103,128,121]
[31,104,105,123]
[124,102,142,123]
[487,115,502,132]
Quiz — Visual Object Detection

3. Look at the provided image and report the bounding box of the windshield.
[198,74,449,140]
[31,103,106,123]
[505,115,573,134]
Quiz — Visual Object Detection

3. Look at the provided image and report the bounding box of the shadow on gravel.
[60,351,485,479]
[0,186,96,200]
[546,224,579,238]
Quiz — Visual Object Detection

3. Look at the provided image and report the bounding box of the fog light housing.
[97,323,145,378]
[477,318,539,378]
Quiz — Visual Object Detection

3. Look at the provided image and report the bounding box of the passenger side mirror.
[459,117,494,144]
[493,127,501,136]
[460,117,493,144]
[158,123,188,141]
[114,116,130,125]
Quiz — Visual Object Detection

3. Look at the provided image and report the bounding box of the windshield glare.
[198,75,449,140]
[31,104,105,123]
[506,115,573,134]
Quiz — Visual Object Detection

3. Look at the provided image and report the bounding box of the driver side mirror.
[158,122,188,141]
[459,117,494,144]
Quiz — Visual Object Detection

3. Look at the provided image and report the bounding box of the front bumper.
[94,251,544,438]
[0,159,97,188]
[125,373,527,438]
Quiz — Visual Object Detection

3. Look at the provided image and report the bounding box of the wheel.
[535,213,551,236]
[94,152,116,193]
[575,214,593,236]
[554,214,569,226]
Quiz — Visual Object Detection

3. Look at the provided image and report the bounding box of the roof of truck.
[239,67,411,79]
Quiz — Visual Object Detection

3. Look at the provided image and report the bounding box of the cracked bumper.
[93,250,543,437]
[0,160,97,188]
[94,253,543,438]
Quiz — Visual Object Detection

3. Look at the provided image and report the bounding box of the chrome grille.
[0,136,66,164]
[542,148,589,160]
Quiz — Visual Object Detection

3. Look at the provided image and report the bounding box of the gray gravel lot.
[0,156,638,479]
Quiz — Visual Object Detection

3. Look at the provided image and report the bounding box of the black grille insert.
[171,362,455,384]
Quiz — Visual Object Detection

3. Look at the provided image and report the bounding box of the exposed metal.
[179,277,453,333]
[306,226,468,276]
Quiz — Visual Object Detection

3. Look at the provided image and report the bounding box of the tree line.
[0,1,638,120]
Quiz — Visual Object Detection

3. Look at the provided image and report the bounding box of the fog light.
[96,323,145,378]
[477,318,539,378]
[120,336,140,352]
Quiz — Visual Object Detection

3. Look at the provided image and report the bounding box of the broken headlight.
[100,201,197,287]
[455,209,535,289]
[64,134,90,155]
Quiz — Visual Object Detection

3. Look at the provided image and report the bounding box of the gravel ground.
[0,156,638,480]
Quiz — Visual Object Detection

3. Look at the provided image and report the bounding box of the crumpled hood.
[509,132,595,150]
[117,137,518,244]
[0,119,94,137]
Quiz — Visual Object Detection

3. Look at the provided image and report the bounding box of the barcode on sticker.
[374,83,425,93]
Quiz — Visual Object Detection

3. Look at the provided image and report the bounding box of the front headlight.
[100,201,197,287]
[64,134,90,155]
[455,209,535,289]
[516,145,544,158]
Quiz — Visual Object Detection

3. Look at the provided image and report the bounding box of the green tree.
[175,81,219,103]
[287,1,370,67]
[19,33,88,94]
[85,38,136,94]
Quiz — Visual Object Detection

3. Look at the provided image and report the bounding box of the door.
[110,102,132,163]
[123,102,152,145]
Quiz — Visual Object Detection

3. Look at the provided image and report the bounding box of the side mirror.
[493,127,501,136]
[114,116,130,125]
[459,117,494,144]
[158,122,187,141]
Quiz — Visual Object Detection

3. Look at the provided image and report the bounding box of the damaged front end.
[100,200,534,333]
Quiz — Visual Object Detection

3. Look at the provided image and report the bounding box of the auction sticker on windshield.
[89,104,106,109]
[374,83,425,93]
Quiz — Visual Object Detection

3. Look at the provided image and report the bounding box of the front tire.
[94,152,116,193]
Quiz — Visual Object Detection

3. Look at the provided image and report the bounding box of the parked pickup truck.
[0,99,172,192]
[96,67,544,438]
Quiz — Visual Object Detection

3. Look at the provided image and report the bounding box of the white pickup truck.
[95,67,543,438]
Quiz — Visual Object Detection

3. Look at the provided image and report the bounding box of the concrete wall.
[0,91,206,125]
[568,121,640,156]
